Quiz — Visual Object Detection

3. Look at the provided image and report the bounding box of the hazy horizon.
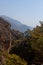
[0,0,43,27]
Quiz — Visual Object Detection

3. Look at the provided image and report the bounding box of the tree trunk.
[8,33,12,53]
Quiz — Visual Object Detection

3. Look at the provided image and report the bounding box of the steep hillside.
[0,15,32,32]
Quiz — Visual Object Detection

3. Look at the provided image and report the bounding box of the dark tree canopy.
[0,18,43,65]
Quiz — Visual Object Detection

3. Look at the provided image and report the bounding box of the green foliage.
[0,18,43,64]
[0,52,27,65]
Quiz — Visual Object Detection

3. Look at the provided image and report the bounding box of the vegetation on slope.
[0,17,43,65]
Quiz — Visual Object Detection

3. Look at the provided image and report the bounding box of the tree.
[29,21,43,63]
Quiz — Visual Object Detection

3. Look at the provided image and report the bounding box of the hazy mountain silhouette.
[0,15,32,32]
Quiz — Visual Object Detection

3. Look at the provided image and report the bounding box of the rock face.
[0,15,32,32]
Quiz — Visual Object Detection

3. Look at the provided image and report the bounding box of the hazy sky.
[0,0,43,27]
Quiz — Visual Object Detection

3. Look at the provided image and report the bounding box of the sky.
[0,0,43,27]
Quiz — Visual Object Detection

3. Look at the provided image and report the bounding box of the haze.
[0,0,43,27]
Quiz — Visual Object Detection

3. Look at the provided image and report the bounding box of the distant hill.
[0,15,33,32]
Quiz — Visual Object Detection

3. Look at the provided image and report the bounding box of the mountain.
[0,15,33,32]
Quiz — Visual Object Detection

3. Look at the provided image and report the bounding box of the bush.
[0,52,27,65]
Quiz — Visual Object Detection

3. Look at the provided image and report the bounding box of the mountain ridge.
[0,15,33,32]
